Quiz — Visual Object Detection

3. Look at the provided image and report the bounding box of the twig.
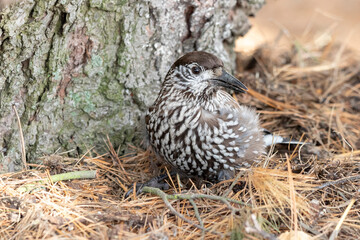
[245,214,279,240]
[223,171,243,197]
[299,222,323,237]
[17,170,97,192]
[315,175,360,190]
[189,198,204,230]
[141,186,249,234]
[13,105,27,170]
[167,190,249,207]
[141,186,208,232]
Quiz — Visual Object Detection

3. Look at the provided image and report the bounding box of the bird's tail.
[263,130,307,147]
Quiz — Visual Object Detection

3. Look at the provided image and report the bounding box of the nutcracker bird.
[145,51,303,182]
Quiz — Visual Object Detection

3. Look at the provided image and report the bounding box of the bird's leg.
[125,171,177,198]
[217,169,235,182]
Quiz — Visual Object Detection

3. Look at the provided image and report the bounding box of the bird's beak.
[211,69,248,93]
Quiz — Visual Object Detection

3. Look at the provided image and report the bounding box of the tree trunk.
[0,0,264,172]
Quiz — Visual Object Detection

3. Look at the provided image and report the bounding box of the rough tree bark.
[0,0,264,172]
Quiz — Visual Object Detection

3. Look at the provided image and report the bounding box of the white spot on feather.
[176,124,187,136]
[218,145,225,150]
[185,146,191,155]
[192,161,197,168]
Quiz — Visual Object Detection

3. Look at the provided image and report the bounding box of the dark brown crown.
[171,51,224,70]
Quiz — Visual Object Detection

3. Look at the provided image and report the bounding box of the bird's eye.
[191,66,201,75]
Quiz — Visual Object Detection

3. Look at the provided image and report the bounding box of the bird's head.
[164,51,248,95]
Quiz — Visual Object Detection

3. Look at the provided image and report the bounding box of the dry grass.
[1,36,360,239]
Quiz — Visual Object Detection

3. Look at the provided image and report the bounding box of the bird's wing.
[194,106,265,169]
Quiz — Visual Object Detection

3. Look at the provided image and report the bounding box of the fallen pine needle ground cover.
[1,36,359,239]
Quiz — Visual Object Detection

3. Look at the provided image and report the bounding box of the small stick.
[245,214,279,240]
[315,175,360,190]
[223,171,243,197]
[142,186,249,234]
[13,105,27,170]
[142,186,208,232]
[167,191,249,207]
[189,198,204,229]
[17,170,97,192]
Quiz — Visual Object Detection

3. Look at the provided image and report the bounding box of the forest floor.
[1,31,360,239]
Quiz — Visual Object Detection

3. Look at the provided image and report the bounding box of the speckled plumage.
[145,51,265,181]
